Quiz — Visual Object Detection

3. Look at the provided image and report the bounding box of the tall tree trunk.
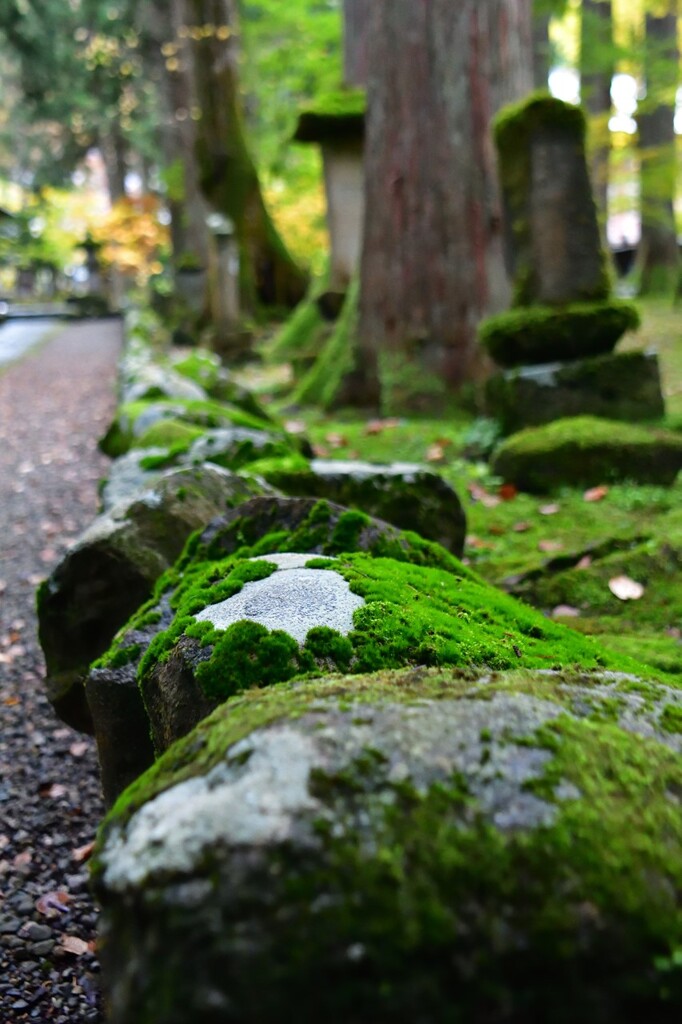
[183,0,306,311]
[343,0,369,87]
[580,0,613,220]
[356,0,533,412]
[637,4,679,295]
[532,6,552,88]
[138,0,211,276]
[101,124,128,203]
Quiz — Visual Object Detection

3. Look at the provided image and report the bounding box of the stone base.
[485,350,664,435]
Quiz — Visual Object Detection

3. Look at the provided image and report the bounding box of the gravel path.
[0,319,122,1023]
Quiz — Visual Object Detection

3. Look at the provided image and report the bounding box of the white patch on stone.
[101,727,321,890]
[310,459,427,481]
[194,560,364,645]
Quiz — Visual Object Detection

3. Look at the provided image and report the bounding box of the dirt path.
[0,318,121,1023]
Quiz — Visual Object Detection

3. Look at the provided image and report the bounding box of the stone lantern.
[206,211,249,361]
[293,90,365,305]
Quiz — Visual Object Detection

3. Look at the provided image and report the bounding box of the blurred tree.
[580,0,615,219]
[637,0,679,295]
[183,0,307,309]
[343,0,369,87]
[354,0,534,412]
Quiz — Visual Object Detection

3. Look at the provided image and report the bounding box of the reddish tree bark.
[356,0,533,411]
[343,0,369,87]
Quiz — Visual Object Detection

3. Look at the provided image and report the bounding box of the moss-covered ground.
[249,298,682,677]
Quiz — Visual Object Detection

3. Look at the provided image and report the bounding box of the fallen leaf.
[584,485,609,503]
[72,840,95,864]
[69,740,90,758]
[60,935,90,956]
[488,525,506,536]
[499,483,518,501]
[552,605,581,618]
[364,419,385,435]
[39,548,57,563]
[467,483,501,508]
[465,535,496,550]
[608,575,644,601]
[425,443,445,462]
[3,695,19,705]
[39,782,67,799]
[575,555,593,569]
[538,540,563,553]
[325,432,347,448]
[283,419,306,435]
[538,503,560,516]
[512,521,532,533]
[13,850,32,868]
[311,445,329,458]
[36,890,71,917]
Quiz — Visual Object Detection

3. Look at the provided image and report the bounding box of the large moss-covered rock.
[485,350,665,434]
[95,666,682,1024]
[492,416,682,493]
[86,497,466,803]
[104,513,656,765]
[243,457,466,556]
[479,300,640,368]
[38,466,269,733]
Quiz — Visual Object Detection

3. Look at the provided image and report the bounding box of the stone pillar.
[495,95,609,307]
[293,90,365,297]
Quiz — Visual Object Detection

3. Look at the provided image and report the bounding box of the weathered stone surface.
[491,415,682,492]
[251,458,466,556]
[495,94,608,308]
[185,426,295,470]
[486,350,665,434]
[85,496,454,803]
[38,465,270,732]
[95,666,682,1023]
[119,362,208,405]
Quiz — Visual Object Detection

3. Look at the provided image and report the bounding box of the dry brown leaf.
[575,555,592,569]
[283,419,306,435]
[425,443,445,463]
[538,503,560,516]
[465,535,495,550]
[538,539,563,553]
[512,521,532,533]
[325,432,347,448]
[311,445,329,458]
[608,575,644,601]
[69,740,90,758]
[40,782,67,799]
[72,841,96,864]
[60,935,90,956]
[36,890,71,917]
[499,483,518,501]
[364,419,384,435]
[583,485,609,503]
[552,605,581,618]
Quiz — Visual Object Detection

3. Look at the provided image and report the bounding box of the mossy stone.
[479,300,639,367]
[492,416,682,492]
[95,666,682,1023]
[485,350,665,434]
[292,88,366,145]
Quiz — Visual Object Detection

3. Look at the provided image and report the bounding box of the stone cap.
[293,88,365,145]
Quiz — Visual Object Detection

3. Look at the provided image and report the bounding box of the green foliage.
[293,88,365,144]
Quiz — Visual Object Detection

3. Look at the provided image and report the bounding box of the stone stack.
[480,94,662,434]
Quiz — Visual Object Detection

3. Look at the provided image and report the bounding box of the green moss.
[479,300,640,367]
[492,415,682,492]
[292,277,359,409]
[293,88,366,144]
[267,261,330,365]
[133,418,205,450]
[660,704,682,733]
[239,452,311,477]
